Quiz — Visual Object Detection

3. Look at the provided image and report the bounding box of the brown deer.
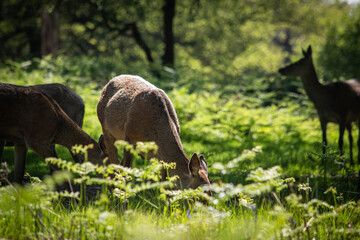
[0,83,85,162]
[97,75,210,191]
[0,83,105,183]
[279,45,360,165]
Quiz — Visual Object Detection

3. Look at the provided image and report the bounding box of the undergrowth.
[1,143,360,239]
[1,58,360,239]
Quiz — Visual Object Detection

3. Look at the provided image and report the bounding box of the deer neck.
[55,117,98,154]
[164,148,191,189]
[157,138,191,177]
[153,113,192,177]
[56,118,104,164]
[299,64,326,104]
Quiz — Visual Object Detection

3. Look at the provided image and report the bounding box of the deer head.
[279,45,313,77]
[180,153,211,195]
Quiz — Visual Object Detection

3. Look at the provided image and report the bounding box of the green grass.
[1,57,360,239]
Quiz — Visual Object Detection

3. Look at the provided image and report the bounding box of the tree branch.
[86,0,153,63]
[130,23,153,63]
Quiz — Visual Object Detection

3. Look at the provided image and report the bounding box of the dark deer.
[0,83,105,183]
[279,45,360,165]
[0,83,85,162]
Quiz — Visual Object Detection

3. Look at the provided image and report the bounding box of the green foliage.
[1,57,356,185]
[279,192,360,239]
[2,142,360,239]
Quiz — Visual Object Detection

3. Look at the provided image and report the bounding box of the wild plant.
[1,142,359,239]
[277,185,359,240]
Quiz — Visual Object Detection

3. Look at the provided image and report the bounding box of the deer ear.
[189,153,201,176]
[307,45,312,56]
[199,154,208,169]
[302,48,307,56]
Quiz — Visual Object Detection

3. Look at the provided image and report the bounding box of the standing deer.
[97,75,210,191]
[0,83,105,183]
[279,45,360,165]
[0,83,85,162]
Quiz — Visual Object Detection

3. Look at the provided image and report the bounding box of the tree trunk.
[162,0,175,67]
[26,25,41,58]
[41,11,59,57]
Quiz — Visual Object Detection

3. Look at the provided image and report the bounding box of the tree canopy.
[0,0,359,83]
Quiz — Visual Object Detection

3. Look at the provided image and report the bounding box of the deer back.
[0,84,60,144]
[98,75,182,158]
[31,83,85,127]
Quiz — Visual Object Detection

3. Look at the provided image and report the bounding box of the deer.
[279,45,360,165]
[0,83,105,183]
[0,83,85,163]
[97,75,211,192]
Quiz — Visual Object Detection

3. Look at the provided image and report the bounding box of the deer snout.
[278,68,285,75]
[205,189,212,197]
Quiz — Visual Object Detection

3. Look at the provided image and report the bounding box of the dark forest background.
[1,0,359,90]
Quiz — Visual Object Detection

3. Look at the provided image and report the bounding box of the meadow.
[1,56,360,239]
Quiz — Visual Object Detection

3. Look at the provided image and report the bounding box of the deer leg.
[103,133,119,164]
[14,143,28,184]
[321,120,328,154]
[339,123,346,156]
[120,137,134,168]
[346,123,354,165]
[0,140,5,161]
[121,148,134,168]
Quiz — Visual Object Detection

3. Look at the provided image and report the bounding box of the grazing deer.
[97,75,210,191]
[0,83,105,183]
[0,83,85,162]
[279,45,360,165]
